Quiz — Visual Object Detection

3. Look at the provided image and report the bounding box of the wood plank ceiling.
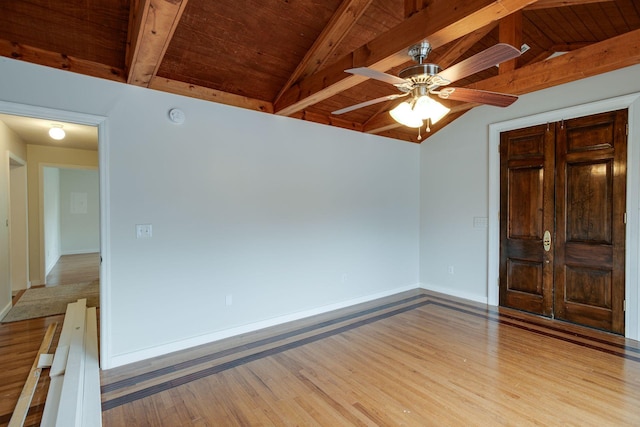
[1,0,639,143]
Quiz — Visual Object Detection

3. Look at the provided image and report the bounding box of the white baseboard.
[46,254,60,276]
[0,301,12,321]
[419,283,488,304]
[61,249,100,256]
[105,283,420,369]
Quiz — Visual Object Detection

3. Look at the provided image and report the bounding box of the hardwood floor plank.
[3,289,640,426]
[8,322,57,427]
[99,293,640,426]
[45,253,99,287]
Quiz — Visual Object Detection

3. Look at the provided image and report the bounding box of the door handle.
[543,230,551,251]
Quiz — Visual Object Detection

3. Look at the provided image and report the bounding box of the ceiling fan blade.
[332,93,409,115]
[437,87,518,107]
[436,43,521,84]
[345,67,408,86]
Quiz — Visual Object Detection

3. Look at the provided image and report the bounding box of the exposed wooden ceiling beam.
[499,11,522,73]
[364,28,640,135]
[468,28,640,95]
[149,77,274,113]
[291,110,364,132]
[521,42,593,66]
[550,42,594,51]
[126,0,189,86]
[274,0,373,106]
[404,0,431,18]
[0,39,125,82]
[274,0,539,117]
[524,0,614,10]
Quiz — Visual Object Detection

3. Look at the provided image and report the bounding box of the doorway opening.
[0,104,107,358]
[43,166,100,288]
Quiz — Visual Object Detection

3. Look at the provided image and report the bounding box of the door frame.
[8,152,29,291]
[488,92,640,340]
[0,100,110,364]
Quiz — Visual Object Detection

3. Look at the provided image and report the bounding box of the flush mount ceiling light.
[48,125,66,140]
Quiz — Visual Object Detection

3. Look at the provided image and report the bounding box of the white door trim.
[0,100,111,365]
[488,92,640,340]
[8,152,29,291]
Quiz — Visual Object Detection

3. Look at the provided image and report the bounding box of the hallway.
[45,253,100,287]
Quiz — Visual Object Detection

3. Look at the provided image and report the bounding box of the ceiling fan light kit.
[390,86,451,128]
[333,41,521,137]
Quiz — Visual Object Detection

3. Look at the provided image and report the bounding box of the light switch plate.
[136,224,152,238]
[473,217,488,228]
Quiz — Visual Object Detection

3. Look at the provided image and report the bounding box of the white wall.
[7,55,638,367]
[43,166,61,276]
[0,57,420,368]
[420,62,640,340]
[60,168,99,254]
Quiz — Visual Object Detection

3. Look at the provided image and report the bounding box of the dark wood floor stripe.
[425,292,640,353]
[431,301,640,362]
[101,300,433,411]
[498,310,640,353]
[101,293,428,393]
[102,294,640,411]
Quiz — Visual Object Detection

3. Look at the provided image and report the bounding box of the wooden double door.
[499,109,627,334]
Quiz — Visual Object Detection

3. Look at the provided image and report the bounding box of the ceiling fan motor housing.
[408,41,432,63]
[399,63,441,81]
[398,63,449,91]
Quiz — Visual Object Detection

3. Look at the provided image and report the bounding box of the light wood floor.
[11,252,100,306]
[2,290,640,426]
[45,252,100,287]
[0,313,64,427]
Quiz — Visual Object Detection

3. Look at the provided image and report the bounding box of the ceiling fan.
[332,41,521,132]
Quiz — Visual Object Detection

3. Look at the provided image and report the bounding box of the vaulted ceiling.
[1,0,639,143]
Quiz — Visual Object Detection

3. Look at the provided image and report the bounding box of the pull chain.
[417,119,433,141]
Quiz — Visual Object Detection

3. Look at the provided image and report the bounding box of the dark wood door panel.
[563,266,612,308]
[565,160,613,244]
[506,259,543,295]
[565,113,617,153]
[562,301,615,331]
[500,124,554,316]
[505,240,544,261]
[500,109,627,334]
[564,242,613,268]
[554,109,627,334]
[507,167,544,239]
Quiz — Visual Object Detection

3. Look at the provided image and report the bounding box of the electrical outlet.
[448,265,455,275]
[225,294,233,306]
